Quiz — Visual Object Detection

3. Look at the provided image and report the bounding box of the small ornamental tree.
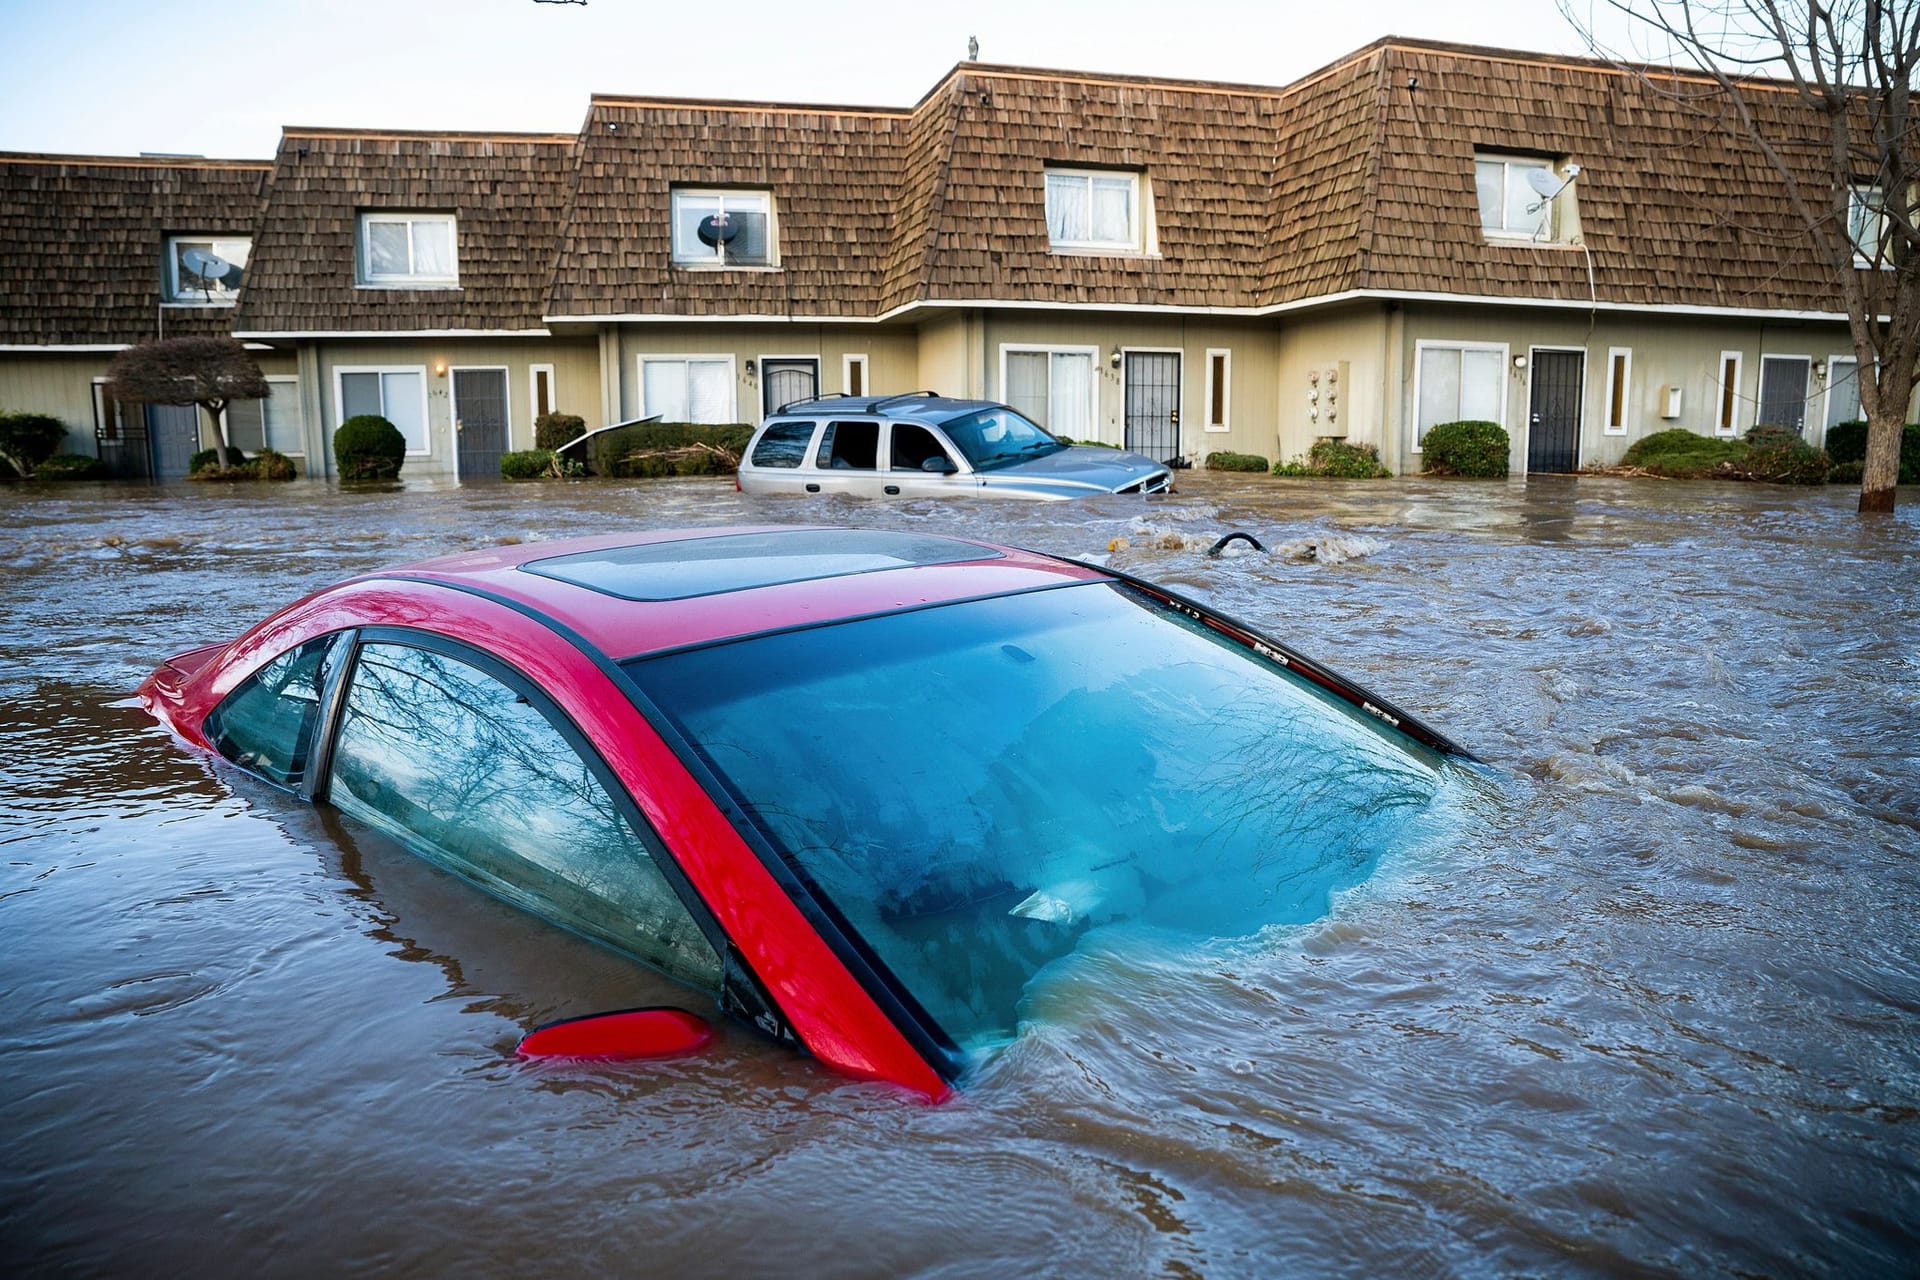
[105,337,270,471]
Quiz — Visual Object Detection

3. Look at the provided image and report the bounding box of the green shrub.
[1205,450,1269,472]
[0,411,69,477]
[1742,425,1829,485]
[334,414,407,480]
[534,412,587,452]
[1620,428,1748,476]
[1058,437,1122,449]
[1823,420,1920,483]
[587,421,752,478]
[1272,439,1391,479]
[249,449,297,481]
[1421,420,1510,478]
[1828,459,1864,484]
[35,452,104,480]
[501,449,555,480]
[190,446,249,474]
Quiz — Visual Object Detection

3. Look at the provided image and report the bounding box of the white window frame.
[1203,348,1232,433]
[1409,339,1510,454]
[1603,346,1633,436]
[1044,167,1147,254]
[636,353,738,423]
[263,374,304,456]
[998,343,1101,440]
[528,363,557,428]
[449,365,512,450]
[164,233,251,306]
[1823,354,1861,448]
[333,364,433,457]
[1474,153,1565,242]
[1849,184,1888,269]
[358,212,459,287]
[670,189,777,269]
[843,353,869,397]
[1715,350,1746,436]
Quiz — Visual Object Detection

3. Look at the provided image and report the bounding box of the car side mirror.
[922,456,958,475]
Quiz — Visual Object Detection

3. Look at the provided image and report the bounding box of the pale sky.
[0,0,1660,159]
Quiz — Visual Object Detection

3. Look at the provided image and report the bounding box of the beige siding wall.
[1393,306,1861,472]
[0,349,299,460]
[612,325,921,427]
[1267,304,1391,467]
[306,338,599,478]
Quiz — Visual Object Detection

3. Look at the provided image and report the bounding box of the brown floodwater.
[2,472,1916,1277]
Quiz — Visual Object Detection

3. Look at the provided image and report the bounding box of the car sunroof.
[519,529,1005,601]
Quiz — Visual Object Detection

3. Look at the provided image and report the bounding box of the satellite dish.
[181,247,232,278]
[1525,168,1565,199]
[696,213,740,247]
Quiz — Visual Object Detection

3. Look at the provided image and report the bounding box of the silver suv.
[736,393,1172,501]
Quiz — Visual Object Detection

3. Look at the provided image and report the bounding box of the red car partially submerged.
[140,527,1472,1100]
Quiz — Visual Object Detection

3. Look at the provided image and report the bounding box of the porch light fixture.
[1512,355,1527,370]
[433,361,447,376]
[1109,347,1122,369]
[745,359,757,378]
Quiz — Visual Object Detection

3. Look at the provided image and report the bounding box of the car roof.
[362,526,1107,660]
[764,392,999,424]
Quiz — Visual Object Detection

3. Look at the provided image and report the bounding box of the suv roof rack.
[774,392,853,414]
[868,391,941,414]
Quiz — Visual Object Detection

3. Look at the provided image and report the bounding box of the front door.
[1758,356,1811,435]
[453,369,508,480]
[1527,349,1584,473]
[763,359,820,417]
[1124,352,1182,463]
[146,404,200,478]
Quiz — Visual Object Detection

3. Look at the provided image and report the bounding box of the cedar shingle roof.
[548,40,1865,321]
[0,152,269,345]
[232,129,576,334]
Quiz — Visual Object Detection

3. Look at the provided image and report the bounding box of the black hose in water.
[1206,531,1265,557]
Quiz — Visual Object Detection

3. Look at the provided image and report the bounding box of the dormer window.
[359,212,458,287]
[165,235,249,304]
[1045,168,1145,253]
[671,190,774,267]
[1474,154,1575,242]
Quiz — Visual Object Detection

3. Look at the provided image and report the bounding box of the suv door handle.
[884,484,900,495]
[804,482,820,493]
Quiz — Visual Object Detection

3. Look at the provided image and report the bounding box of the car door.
[804,420,888,498]
[882,421,982,498]
[741,418,823,495]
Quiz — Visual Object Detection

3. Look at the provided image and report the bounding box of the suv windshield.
[625,582,1454,1054]
[937,407,1067,471]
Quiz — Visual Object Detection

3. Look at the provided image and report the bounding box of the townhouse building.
[0,37,1896,481]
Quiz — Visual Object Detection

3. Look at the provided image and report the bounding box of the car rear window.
[816,421,879,471]
[750,421,816,468]
[624,582,1454,1053]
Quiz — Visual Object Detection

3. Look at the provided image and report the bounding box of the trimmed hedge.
[1620,428,1746,474]
[534,412,587,452]
[586,421,752,478]
[1205,450,1269,472]
[1619,426,1828,484]
[334,414,407,480]
[501,449,555,480]
[0,411,67,477]
[1273,439,1391,479]
[1823,420,1920,483]
[1742,425,1829,485]
[190,446,249,474]
[1421,420,1510,478]
[35,452,105,480]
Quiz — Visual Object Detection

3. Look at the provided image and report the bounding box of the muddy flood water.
[2,472,1916,1277]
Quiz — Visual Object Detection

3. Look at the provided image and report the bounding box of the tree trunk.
[205,402,234,470]
[1858,406,1903,513]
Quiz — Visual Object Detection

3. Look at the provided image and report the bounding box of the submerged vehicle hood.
[983,446,1171,495]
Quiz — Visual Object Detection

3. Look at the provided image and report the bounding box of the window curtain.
[1091,177,1133,244]
[1006,352,1049,425]
[1045,173,1089,243]
[381,372,427,451]
[1826,359,1861,428]
[410,221,454,277]
[1049,352,1092,437]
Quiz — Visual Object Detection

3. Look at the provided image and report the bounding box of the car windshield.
[624,582,1454,1055]
[937,407,1067,471]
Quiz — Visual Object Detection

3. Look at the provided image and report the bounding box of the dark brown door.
[454,369,508,480]
[1527,350,1583,473]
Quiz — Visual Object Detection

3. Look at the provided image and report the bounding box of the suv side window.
[326,640,723,991]
[205,633,344,789]
[750,420,816,468]
[815,420,879,471]
[890,424,951,471]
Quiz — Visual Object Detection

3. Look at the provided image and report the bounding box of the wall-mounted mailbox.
[1660,386,1683,419]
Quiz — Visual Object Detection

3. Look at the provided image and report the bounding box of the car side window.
[889,424,950,471]
[326,641,723,992]
[815,420,879,471]
[750,420,816,468]
[205,634,343,789]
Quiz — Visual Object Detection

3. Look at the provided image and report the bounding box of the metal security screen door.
[763,359,819,416]
[1527,350,1583,473]
[1758,357,1811,435]
[453,369,509,480]
[1124,352,1181,463]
